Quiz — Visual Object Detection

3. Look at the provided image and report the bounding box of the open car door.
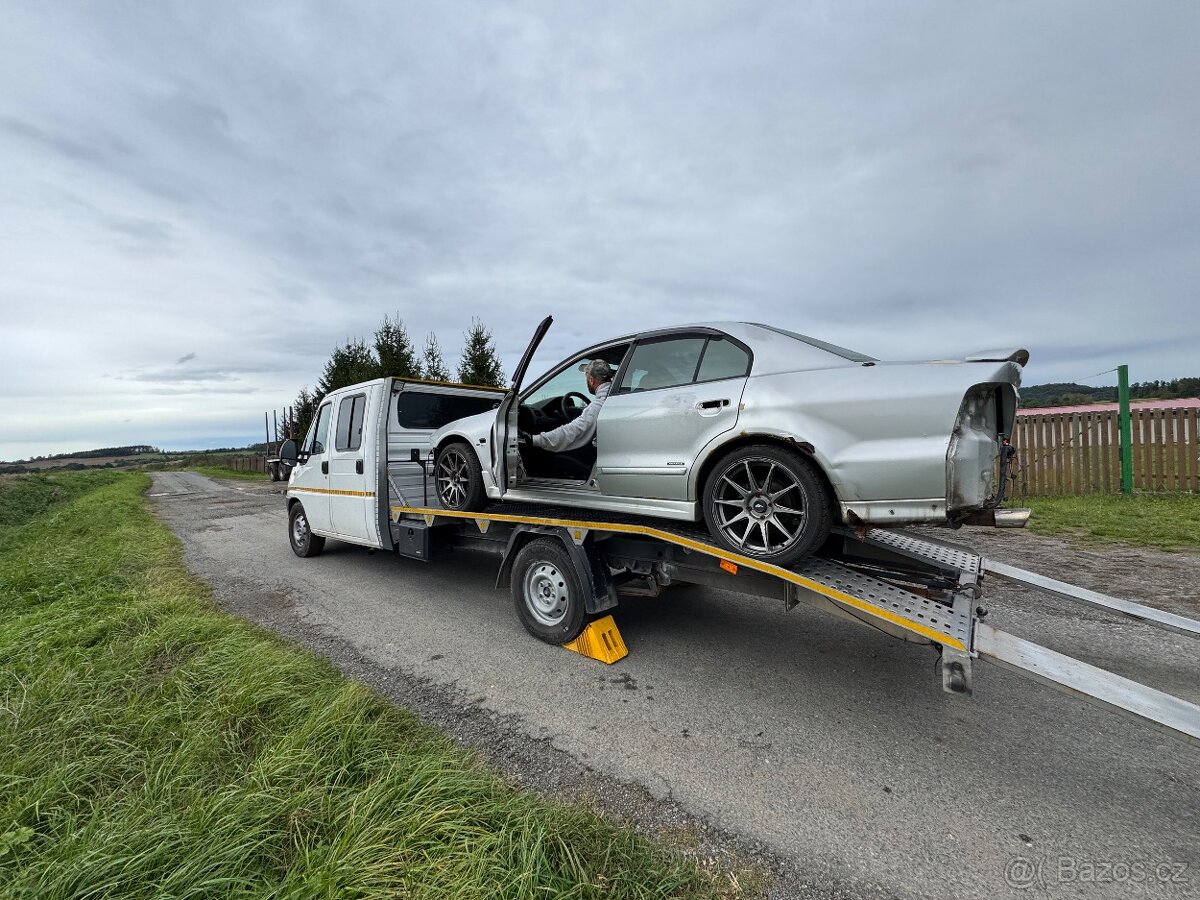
[498,316,553,490]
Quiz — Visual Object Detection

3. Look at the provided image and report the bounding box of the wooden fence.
[1010,407,1199,497]
[215,454,266,474]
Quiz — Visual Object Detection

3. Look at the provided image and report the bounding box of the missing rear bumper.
[958,507,1031,528]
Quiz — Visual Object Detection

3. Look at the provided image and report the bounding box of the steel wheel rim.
[523,562,569,626]
[712,456,808,556]
[292,511,309,547]
[436,449,470,508]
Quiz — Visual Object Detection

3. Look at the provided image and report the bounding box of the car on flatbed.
[428,317,1029,566]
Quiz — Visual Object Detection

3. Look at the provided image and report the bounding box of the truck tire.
[434,441,486,512]
[511,538,589,643]
[702,444,831,567]
[289,501,325,558]
[269,463,280,482]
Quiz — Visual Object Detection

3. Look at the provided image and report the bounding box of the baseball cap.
[577,359,615,380]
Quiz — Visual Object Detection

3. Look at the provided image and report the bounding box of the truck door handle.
[696,399,730,410]
[356,459,364,475]
[321,461,328,475]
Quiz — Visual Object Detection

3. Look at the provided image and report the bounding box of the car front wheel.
[434,441,486,512]
[702,444,831,567]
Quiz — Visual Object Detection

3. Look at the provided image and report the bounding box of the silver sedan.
[430,318,1027,566]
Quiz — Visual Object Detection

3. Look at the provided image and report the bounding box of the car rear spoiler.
[964,348,1030,367]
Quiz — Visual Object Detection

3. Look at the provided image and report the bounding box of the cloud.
[1,2,1198,458]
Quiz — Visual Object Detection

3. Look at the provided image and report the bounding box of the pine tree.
[456,318,506,388]
[374,313,421,379]
[422,333,451,382]
[316,339,378,396]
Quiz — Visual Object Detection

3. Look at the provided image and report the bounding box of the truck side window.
[309,403,332,455]
[335,394,366,452]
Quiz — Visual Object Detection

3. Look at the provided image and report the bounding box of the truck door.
[291,400,334,533]
[328,385,376,543]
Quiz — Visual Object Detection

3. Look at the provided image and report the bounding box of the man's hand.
[518,430,532,448]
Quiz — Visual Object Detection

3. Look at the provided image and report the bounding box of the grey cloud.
[1,2,1198,459]
[176,352,196,364]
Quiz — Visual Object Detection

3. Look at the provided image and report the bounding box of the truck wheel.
[269,463,280,482]
[289,501,325,558]
[702,444,831,567]
[511,538,589,643]
[434,442,486,511]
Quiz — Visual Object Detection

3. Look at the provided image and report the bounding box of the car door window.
[617,337,706,393]
[524,343,631,405]
[695,337,751,383]
[308,403,332,455]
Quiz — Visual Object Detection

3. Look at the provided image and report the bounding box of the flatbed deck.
[387,491,1200,746]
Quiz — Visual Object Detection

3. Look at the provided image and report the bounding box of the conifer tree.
[422,333,451,382]
[316,339,378,396]
[374,314,421,379]
[456,318,506,388]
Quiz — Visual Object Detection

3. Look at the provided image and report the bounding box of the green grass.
[188,465,272,482]
[0,473,733,899]
[1025,493,1200,551]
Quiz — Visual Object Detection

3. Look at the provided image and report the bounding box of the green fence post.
[1117,364,1133,495]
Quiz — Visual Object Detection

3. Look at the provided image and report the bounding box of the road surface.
[150,472,1200,899]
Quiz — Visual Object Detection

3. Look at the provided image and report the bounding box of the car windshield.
[750,324,876,362]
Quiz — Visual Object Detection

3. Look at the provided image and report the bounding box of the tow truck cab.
[281,378,503,550]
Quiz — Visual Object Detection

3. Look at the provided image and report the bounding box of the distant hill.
[1021,377,1200,409]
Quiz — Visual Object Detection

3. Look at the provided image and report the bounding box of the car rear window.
[751,324,876,362]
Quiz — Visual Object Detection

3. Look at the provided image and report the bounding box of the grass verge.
[1024,493,1200,551]
[0,473,732,898]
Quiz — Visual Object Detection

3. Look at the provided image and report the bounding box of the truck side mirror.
[279,439,304,466]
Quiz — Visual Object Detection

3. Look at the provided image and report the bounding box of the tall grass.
[0,474,724,898]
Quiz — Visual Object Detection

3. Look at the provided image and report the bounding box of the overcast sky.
[2,2,1198,459]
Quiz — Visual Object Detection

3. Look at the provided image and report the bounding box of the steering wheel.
[559,392,591,420]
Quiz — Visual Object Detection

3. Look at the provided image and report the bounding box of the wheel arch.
[692,432,842,520]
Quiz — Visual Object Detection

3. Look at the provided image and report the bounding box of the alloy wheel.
[711,456,809,556]
[436,448,471,508]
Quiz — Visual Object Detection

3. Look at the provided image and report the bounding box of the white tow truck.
[279,376,1200,747]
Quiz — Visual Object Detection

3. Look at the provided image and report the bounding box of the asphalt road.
[150,472,1200,899]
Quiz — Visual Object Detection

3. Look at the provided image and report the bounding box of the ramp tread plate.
[793,558,972,647]
[856,528,982,574]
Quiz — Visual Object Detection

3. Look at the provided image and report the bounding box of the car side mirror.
[279,439,305,466]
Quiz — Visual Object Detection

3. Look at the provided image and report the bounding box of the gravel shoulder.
[150,473,1200,900]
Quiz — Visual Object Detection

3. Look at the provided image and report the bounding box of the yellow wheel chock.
[561,615,628,664]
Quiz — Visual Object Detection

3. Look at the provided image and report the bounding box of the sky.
[2,2,1198,460]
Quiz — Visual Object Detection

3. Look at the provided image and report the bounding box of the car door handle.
[355,459,363,475]
[321,460,328,475]
[696,399,730,410]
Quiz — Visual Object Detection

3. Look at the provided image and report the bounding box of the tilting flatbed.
[387,490,1200,747]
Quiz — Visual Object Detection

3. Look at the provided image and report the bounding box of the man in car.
[520,359,614,477]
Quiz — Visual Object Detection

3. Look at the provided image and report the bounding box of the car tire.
[511,538,589,643]
[702,444,832,567]
[434,441,486,512]
[288,501,325,558]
